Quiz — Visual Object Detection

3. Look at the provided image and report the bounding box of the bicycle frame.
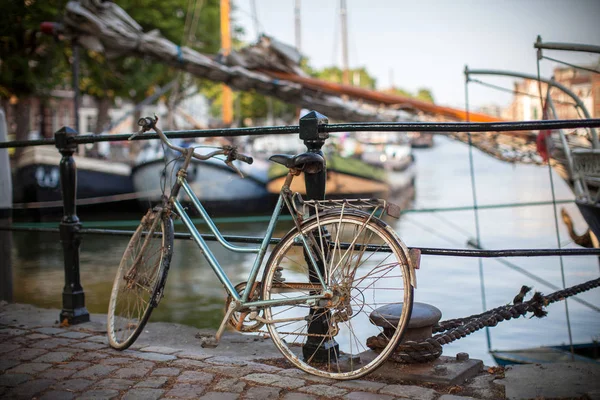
[166,152,329,312]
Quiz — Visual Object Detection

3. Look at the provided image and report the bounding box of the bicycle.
[107,116,416,380]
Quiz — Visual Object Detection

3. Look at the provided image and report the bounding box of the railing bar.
[2,119,600,149]
[4,225,600,257]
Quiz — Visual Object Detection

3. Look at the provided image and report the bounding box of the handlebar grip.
[137,117,155,130]
[235,153,253,165]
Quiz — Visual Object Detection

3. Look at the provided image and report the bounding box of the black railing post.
[55,127,89,324]
[299,111,340,361]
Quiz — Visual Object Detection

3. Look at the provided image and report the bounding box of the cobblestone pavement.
[0,304,509,400]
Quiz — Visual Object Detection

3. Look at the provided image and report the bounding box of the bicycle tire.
[261,210,414,379]
[107,209,174,350]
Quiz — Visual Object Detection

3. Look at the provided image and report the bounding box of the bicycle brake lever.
[226,160,245,178]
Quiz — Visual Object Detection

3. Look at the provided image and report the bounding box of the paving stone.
[71,341,107,350]
[213,378,246,393]
[122,388,164,400]
[243,373,305,389]
[76,351,109,361]
[335,380,386,392]
[39,368,77,380]
[165,384,207,398]
[7,336,29,344]
[72,364,119,379]
[75,389,119,399]
[9,378,55,397]
[8,361,52,374]
[438,395,478,400]
[57,331,92,339]
[140,345,179,354]
[53,378,95,392]
[113,366,151,379]
[0,328,28,336]
[40,390,76,400]
[298,384,348,398]
[0,359,20,372]
[0,373,31,387]
[124,349,177,362]
[203,357,247,367]
[282,393,318,400]
[57,361,92,370]
[152,367,181,376]
[345,392,394,400]
[56,346,84,353]
[171,358,207,369]
[95,378,135,390]
[99,357,133,366]
[379,384,437,400]
[26,333,51,340]
[35,327,68,335]
[5,347,48,360]
[177,370,214,384]
[0,343,21,354]
[31,338,76,349]
[85,335,109,344]
[33,351,75,363]
[134,376,169,388]
[176,350,212,360]
[198,392,239,400]
[243,386,281,399]
[279,368,334,383]
[202,364,278,379]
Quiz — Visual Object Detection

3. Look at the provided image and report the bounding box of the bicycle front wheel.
[261,211,414,379]
[107,209,174,350]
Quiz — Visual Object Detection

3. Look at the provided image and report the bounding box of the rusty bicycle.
[107,116,415,379]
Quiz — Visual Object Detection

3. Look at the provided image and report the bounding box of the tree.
[0,0,70,144]
[307,66,377,89]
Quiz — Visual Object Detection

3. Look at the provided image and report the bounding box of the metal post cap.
[370,302,442,329]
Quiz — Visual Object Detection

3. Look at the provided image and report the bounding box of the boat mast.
[340,0,350,85]
[220,0,233,126]
[295,0,301,52]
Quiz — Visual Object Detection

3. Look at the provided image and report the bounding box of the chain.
[367,277,600,363]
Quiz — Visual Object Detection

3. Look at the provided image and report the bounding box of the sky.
[233,0,600,110]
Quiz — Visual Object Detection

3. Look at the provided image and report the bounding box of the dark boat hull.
[12,146,135,217]
[491,342,600,366]
[575,200,600,239]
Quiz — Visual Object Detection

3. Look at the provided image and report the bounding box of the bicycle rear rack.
[292,193,401,219]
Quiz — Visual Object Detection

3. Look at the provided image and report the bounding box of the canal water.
[10,136,600,366]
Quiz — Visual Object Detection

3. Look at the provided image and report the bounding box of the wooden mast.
[220,0,233,125]
[340,0,350,85]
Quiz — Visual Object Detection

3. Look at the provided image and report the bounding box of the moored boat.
[491,342,600,366]
[132,143,273,215]
[12,146,134,212]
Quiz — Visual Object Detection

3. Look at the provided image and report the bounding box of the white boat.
[131,141,273,215]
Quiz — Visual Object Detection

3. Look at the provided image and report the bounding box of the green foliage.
[0,0,70,98]
[385,87,435,103]
[307,66,377,89]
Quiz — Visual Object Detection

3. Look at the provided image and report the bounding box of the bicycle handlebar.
[129,116,253,176]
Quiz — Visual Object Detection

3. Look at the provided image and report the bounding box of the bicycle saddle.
[269,152,325,173]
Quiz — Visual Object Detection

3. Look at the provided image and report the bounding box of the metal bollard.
[299,111,340,361]
[55,127,89,324]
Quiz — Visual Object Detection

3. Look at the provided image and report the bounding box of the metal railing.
[2,110,600,324]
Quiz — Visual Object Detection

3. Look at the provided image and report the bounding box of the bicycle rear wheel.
[261,210,414,379]
[107,209,174,350]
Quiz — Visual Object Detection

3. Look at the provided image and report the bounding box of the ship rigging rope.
[366,277,600,363]
[541,55,600,75]
[468,78,578,106]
